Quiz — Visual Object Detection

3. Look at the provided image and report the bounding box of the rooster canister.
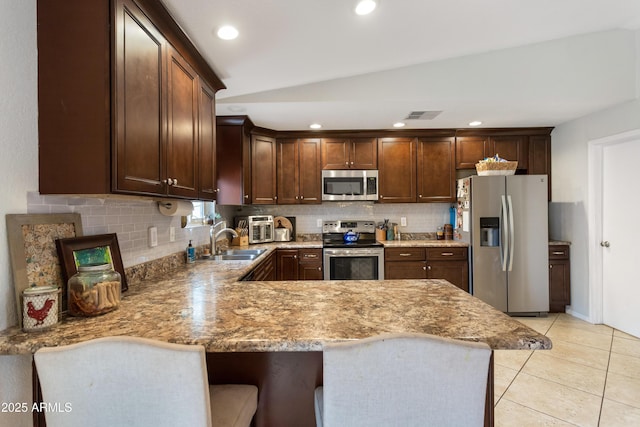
[68,263,121,316]
[22,286,59,332]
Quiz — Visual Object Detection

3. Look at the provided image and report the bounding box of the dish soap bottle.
[186,240,195,264]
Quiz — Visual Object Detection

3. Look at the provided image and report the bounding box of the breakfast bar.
[0,248,551,426]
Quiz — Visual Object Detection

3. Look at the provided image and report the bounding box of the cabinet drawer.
[426,247,467,260]
[385,247,426,262]
[298,248,322,263]
[549,245,569,260]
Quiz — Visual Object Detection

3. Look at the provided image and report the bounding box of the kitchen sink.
[203,248,267,261]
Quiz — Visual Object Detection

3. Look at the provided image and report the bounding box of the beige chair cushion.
[316,333,492,427]
[34,336,257,427]
[210,384,258,427]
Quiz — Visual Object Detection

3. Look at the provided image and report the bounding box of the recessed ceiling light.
[355,0,377,15]
[310,123,322,129]
[469,121,482,127]
[393,122,405,128]
[217,25,239,40]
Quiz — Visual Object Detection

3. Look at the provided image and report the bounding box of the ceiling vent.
[404,110,442,120]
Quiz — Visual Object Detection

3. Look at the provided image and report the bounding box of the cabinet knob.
[318,267,322,271]
[379,195,383,199]
[274,196,278,200]
[427,265,431,270]
[550,265,553,269]
[244,195,249,199]
[350,161,354,165]
[293,255,297,259]
[423,266,427,270]
[172,178,178,186]
[419,195,422,198]
[215,188,220,193]
[295,196,299,200]
[300,195,304,200]
[600,241,610,248]
[345,162,349,166]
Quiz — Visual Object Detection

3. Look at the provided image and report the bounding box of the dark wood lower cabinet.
[385,246,469,292]
[549,245,571,313]
[277,249,323,281]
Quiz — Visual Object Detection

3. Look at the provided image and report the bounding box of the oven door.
[323,247,384,280]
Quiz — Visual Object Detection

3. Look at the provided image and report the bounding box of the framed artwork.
[55,233,128,294]
[6,213,83,327]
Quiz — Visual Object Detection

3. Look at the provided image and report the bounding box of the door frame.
[587,128,640,324]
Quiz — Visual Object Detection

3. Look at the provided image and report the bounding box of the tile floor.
[495,313,640,426]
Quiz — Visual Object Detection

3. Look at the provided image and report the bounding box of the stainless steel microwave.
[321,170,378,201]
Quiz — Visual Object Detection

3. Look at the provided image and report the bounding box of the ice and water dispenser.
[480,217,500,247]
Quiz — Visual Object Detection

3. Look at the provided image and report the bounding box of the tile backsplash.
[28,192,453,267]
[219,201,452,234]
[27,192,210,268]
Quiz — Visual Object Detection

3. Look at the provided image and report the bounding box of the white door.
[602,138,640,337]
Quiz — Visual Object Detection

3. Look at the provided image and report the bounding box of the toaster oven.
[235,216,274,244]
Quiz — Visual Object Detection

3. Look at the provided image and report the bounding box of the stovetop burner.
[321,220,383,248]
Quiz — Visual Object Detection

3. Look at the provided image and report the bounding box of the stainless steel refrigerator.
[456,175,549,314]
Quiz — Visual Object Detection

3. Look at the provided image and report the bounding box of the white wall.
[551,95,640,320]
[0,1,39,425]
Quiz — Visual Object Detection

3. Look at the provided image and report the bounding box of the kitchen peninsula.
[0,245,550,426]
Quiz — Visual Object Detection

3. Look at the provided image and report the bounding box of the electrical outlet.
[400,217,407,227]
[148,226,158,247]
[169,226,175,242]
[317,218,322,228]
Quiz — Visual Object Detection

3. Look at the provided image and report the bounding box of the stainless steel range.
[322,220,384,280]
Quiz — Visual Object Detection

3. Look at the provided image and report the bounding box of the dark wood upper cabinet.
[378,137,417,203]
[165,47,199,198]
[528,135,552,199]
[277,138,321,204]
[455,136,488,169]
[321,138,377,169]
[251,135,277,204]
[113,0,166,196]
[198,81,217,200]
[215,116,253,205]
[488,135,528,169]
[37,0,224,199]
[417,137,456,203]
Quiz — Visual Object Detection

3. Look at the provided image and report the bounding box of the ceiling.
[161,0,640,131]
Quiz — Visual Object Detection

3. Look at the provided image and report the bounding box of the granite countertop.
[381,239,468,248]
[0,245,550,355]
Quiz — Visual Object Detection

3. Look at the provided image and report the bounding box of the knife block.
[232,235,249,246]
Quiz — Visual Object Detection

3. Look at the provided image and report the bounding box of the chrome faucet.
[211,222,239,255]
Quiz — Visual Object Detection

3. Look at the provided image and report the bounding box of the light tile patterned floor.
[494,313,640,426]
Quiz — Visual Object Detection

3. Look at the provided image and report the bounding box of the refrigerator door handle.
[507,195,515,272]
[501,195,509,271]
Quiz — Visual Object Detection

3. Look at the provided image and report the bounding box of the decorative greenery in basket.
[475,155,517,176]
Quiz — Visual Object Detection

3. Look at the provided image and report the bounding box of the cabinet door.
[417,137,455,203]
[252,135,277,204]
[321,138,350,169]
[298,138,322,203]
[276,250,299,281]
[166,47,199,198]
[198,81,217,200]
[298,249,323,280]
[529,135,551,200]
[378,137,417,203]
[549,260,570,313]
[427,261,469,292]
[114,0,166,195]
[350,138,378,169]
[385,261,427,279]
[488,135,528,170]
[277,138,299,204]
[455,136,488,169]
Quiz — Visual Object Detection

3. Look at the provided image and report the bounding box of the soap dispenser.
[186,240,195,264]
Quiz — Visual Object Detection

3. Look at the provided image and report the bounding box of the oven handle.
[323,248,383,256]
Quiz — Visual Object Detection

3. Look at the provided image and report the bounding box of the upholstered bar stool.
[34,336,257,427]
[314,333,491,427]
